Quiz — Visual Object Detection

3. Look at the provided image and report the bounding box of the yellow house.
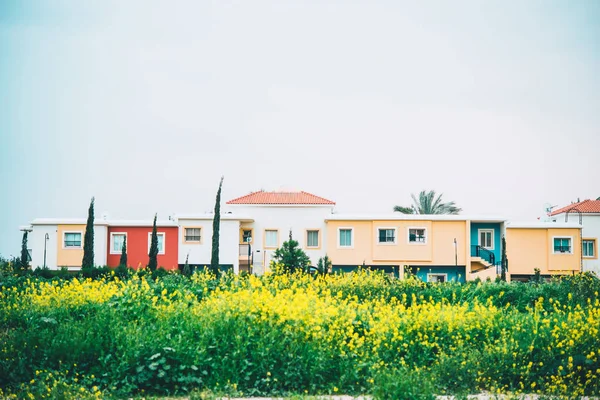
[505,222,582,281]
[325,215,506,283]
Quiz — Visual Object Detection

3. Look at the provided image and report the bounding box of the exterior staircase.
[471,245,496,272]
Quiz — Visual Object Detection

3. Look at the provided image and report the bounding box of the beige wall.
[326,221,373,265]
[506,227,581,275]
[56,224,85,267]
[326,220,468,266]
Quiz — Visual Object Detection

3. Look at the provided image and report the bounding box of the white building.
[550,199,600,275]
[224,190,336,274]
[176,213,253,274]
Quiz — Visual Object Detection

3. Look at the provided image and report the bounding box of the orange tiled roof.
[226,190,335,205]
[550,199,600,216]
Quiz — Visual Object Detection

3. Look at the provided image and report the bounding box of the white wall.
[94,225,108,266]
[178,217,240,273]
[30,225,58,269]
[580,215,600,275]
[227,205,334,274]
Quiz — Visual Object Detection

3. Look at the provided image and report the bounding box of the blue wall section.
[409,266,466,283]
[470,223,502,263]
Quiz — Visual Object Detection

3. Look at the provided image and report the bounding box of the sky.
[1,0,599,257]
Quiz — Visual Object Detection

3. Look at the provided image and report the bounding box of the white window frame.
[63,231,83,249]
[148,232,166,255]
[264,229,279,249]
[338,227,354,248]
[427,273,448,283]
[552,236,573,255]
[306,230,320,248]
[407,227,428,245]
[184,227,202,243]
[583,239,595,258]
[110,232,127,255]
[377,227,397,245]
[478,229,494,250]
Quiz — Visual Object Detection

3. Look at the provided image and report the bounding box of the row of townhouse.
[21,191,598,282]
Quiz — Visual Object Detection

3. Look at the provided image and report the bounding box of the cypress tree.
[148,213,158,271]
[81,197,95,268]
[19,231,29,273]
[501,235,508,282]
[210,176,224,275]
[119,236,127,267]
[272,230,311,274]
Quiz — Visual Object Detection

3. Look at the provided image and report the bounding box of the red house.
[106,221,179,270]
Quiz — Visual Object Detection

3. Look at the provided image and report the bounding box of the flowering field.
[0,269,599,399]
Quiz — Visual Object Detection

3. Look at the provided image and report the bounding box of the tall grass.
[0,268,599,398]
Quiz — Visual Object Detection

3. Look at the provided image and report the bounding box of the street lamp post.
[43,233,49,269]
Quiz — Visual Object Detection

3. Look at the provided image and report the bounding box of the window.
[242,230,252,243]
[148,232,165,255]
[111,233,126,254]
[583,239,596,258]
[64,232,82,248]
[339,229,353,247]
[479,229,494,250]
[265,230,278,248]
[378,228,396,244]
[27,249,32,262]
[553,237,572,254]
[184,228,201,242]
[408,228,426,243]
[307,230,319,248]
[427,274,447,283]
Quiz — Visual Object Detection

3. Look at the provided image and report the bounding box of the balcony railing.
[471,245,496,266]
[239,243,252,257]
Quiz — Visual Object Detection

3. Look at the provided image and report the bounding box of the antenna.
[541,203,556,222]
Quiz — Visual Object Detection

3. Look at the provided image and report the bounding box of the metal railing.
[471,245,496,265]
[239,243,251,257]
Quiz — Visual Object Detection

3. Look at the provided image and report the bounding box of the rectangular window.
[184,228,201,242]
[583,239,595,258]
[553,237,572,254]
[242,230,252,243]
[339,229,353,247]
[378,228,396,243]
[427,274,447,283]
[64,232,82,248]
[148,232,165,255]
[111,233,126,254]
[265,230,278,248]
[479,229,494,249]
[408,228,426,243]
[307,230,319,247]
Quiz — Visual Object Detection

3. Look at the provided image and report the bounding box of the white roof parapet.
[506,221,582,229]
[175,213,254,222]
[324,214,507,222]
[104,220,177,227]
[31,218,109,226]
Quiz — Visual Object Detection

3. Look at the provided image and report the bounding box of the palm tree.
[393,190,462,215]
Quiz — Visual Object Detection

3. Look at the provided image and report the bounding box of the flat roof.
[31,218,109,226]
[506,221,582,229]
[325,214,507,222]
[175,213,254,222]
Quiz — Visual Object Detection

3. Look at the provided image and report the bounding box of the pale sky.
[1,0,599,257]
